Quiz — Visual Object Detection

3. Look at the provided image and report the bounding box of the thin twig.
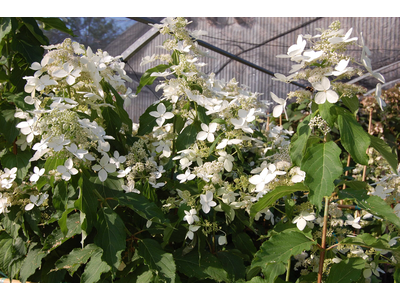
[318,197,330,283]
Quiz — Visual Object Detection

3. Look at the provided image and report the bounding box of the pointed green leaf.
[341,94,360,114]
[289,113,314,166]
[336,107,370,165]
[0,232,13,275]
[174,249,229,282]
[301,141,343,211]
[137,239,176,282]
[175,122,199,152]
[250,183,309,220]
[0,109,20,144]
[251,230,316,268]
[232,232,257,259]
[19,247,47,282]
[217,251,246,282]
[81,249,111,283]
[262,262,287,283]
[326,257,364,283]
[74,174,98,235]
[94,207,126,272]
[55,244,99,276]
[319,101,337,127]
[34,17,75,36]
[118,192,168,223]
[136,64,169,94]
[340,233,391,250]
[43,212,81,251]
[369,135,398,174]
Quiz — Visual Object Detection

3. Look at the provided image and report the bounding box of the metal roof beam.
[129,17,307,89]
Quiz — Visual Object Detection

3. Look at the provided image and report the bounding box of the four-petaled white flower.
[30,56,54,77]
[371,184,394,200]
[52,62,81,85]
[25,193,48,211]
[200,191,217,214]
[30,166,45,183]
[291,167,306,183]
[249,164,286,192]
[312,77,339,104]
[230,109,255,133]
[185,225,201,240]
[326,59,353,77]
[292,211,316,231]
[328,28,358,44]
[345,214,361,229]
[122,181,140,194]
[57,158,78,181]
[48,135,71,152]
[117,167,132,178]
[276,35,306,59]
[16,117,39,143]
[217,151,234,172]
[196,123,218,143]
[1,167,17,189]
[0,193,10,214]
[176,168,196,183]
[149,103,174,126]
[66,143,88,159]
[92,154,117,182]
[270,92,288,119]
[110,151,126,169]
[183,209,200,224]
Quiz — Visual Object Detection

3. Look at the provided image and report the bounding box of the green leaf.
[20,17,49,45]
[138,239,176,282]
[251,230,316,268]
[289,113,313,166]
[74,174,98,236]
[369,135,399,174]
[339,188,400,229]
[262,262,287,283]
[42,212,82,251]
[232,232,257,259]
[326,257,364,283]
[341,94,360,113]
[19,247,47,282]
[217,251,246,282]
[136,64,169,95]
[340,233,391,250]
[55,244,99,276]
[81,248,111,283]
[94,207,126,272]
[0,109,20,144]
[174,249,229,282]
[118,192,168,223]
[319,101,337,127]
[0,232,13,276]
[175,122,199,152]
[0,17,12,42]
[1,150,31,184]
[34,17,75,36]
[356,196,400,229]
[102,106,122,139]
[250,183,309,220]
[106,82,133,134]
[301,141,343,211]
[336,107,370,165]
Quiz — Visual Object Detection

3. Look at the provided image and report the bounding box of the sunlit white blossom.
[183,208,200,224]
[30,166,45,183]
[196,123,218,143]
[176,168,196,183]
[92,154,116,182]
[57,158,78,181]
[293,211,316,231]
[312,77,339,104]
[149,103,174,126]
[200,191,217,214]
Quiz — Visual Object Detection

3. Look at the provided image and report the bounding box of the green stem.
[317,196,330,283]
[286,258,291,282]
